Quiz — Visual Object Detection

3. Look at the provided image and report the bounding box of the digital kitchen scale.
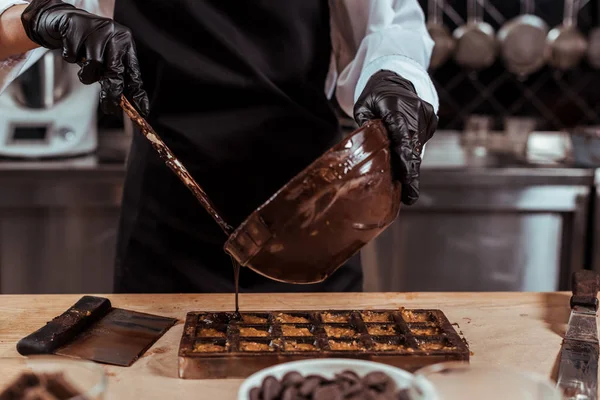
[0,59,100,159]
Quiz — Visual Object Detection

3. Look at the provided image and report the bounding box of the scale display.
[9,125,50,144]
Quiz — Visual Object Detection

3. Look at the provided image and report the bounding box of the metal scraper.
[557,270,600,400]
[16,296,177,367]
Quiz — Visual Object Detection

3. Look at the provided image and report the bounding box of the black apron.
[112,0,363,293]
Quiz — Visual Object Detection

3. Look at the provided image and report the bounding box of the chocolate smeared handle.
[571,270,600,310]
[120,95,233,235]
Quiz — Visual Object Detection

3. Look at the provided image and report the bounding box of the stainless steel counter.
[363,133,594,293]
[0,132,595,293]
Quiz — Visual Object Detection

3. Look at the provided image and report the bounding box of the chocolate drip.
[230,255,241,314]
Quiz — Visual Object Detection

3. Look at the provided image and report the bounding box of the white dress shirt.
[0,0,438,118]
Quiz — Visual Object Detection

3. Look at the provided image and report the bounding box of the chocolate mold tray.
[178,309,469,379]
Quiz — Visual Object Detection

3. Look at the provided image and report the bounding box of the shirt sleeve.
[333,0,439,118]
[0,0,113,94]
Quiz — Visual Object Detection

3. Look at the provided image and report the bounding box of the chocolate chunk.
[336,379,352,393]
[364,372,391,388]
[347,395,368,400]
[0,372,87,400]
[396,389,413,400]
[343,382,366,397]
[371,393,396,400]
[336,370,360,383]
[261,376,282,400]
[249,387,261,400]
[313,385,343,400]
[281,371,304,388]
[281,386,300,400]
[298,376,322,397]
[363,371,395,394]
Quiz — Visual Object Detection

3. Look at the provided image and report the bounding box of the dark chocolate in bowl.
[224,120,401,284]
[120,98,399,285]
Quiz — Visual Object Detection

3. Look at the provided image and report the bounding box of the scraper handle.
[119,95,233,235]
[571,270,600,310]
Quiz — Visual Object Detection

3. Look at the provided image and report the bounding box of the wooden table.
[0,292,582,399]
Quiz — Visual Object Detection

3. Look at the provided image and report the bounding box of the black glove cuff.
[21,0,76,49]
[353,70,418,125]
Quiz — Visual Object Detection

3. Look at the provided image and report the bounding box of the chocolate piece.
[373,343,407,351]
[367,325,396,336]
[411,327,440,335]
[261,376,282,400]
[0,372,87,400]
[401,311,432,323]
[43,374,82,399]
[275,314,310,324]
[313,384,343,400]
[367,389,394,400]
[281,386,299,400]
[361,312,392,323]
[193,342,226,352]
[347,396,366,400]
[324,325,357,338]
[242,315,269,324]
[281,371,304,387]
[198,328,226,338]
[298,376,323,397]
[284,341,316,351]
[239,327,270,337]
[321,313,350,323]
[336,370,360,384]
[240,341,272,352]
[364,371,393,393]
[328,340,363,351]
[418,341,456,351]
[396,389,413,400]
[343,382,365,397]
[281,326,312,337]
[249,387,261,400]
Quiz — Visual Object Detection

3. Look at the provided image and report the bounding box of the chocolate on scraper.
[248,370,413,400]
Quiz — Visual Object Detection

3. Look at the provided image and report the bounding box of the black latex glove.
[354,70,437,205]
[21,0,149,116]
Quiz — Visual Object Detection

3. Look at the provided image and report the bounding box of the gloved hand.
[21,0,149,116]
[354,70,437,205]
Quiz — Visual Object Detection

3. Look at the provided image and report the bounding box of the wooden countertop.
[0,292,582,399]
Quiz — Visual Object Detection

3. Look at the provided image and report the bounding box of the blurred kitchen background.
[2,0,600,294]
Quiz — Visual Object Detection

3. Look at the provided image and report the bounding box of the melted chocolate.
[230,255,241,315]
[121,95,401,287]
[224,121,401,284]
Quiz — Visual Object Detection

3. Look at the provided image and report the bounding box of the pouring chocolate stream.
[120,95,240,312]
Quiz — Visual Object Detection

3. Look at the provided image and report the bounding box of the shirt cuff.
[353,54,439,115]
[0,0,27,16]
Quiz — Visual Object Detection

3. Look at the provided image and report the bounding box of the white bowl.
[237,359,436,400]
